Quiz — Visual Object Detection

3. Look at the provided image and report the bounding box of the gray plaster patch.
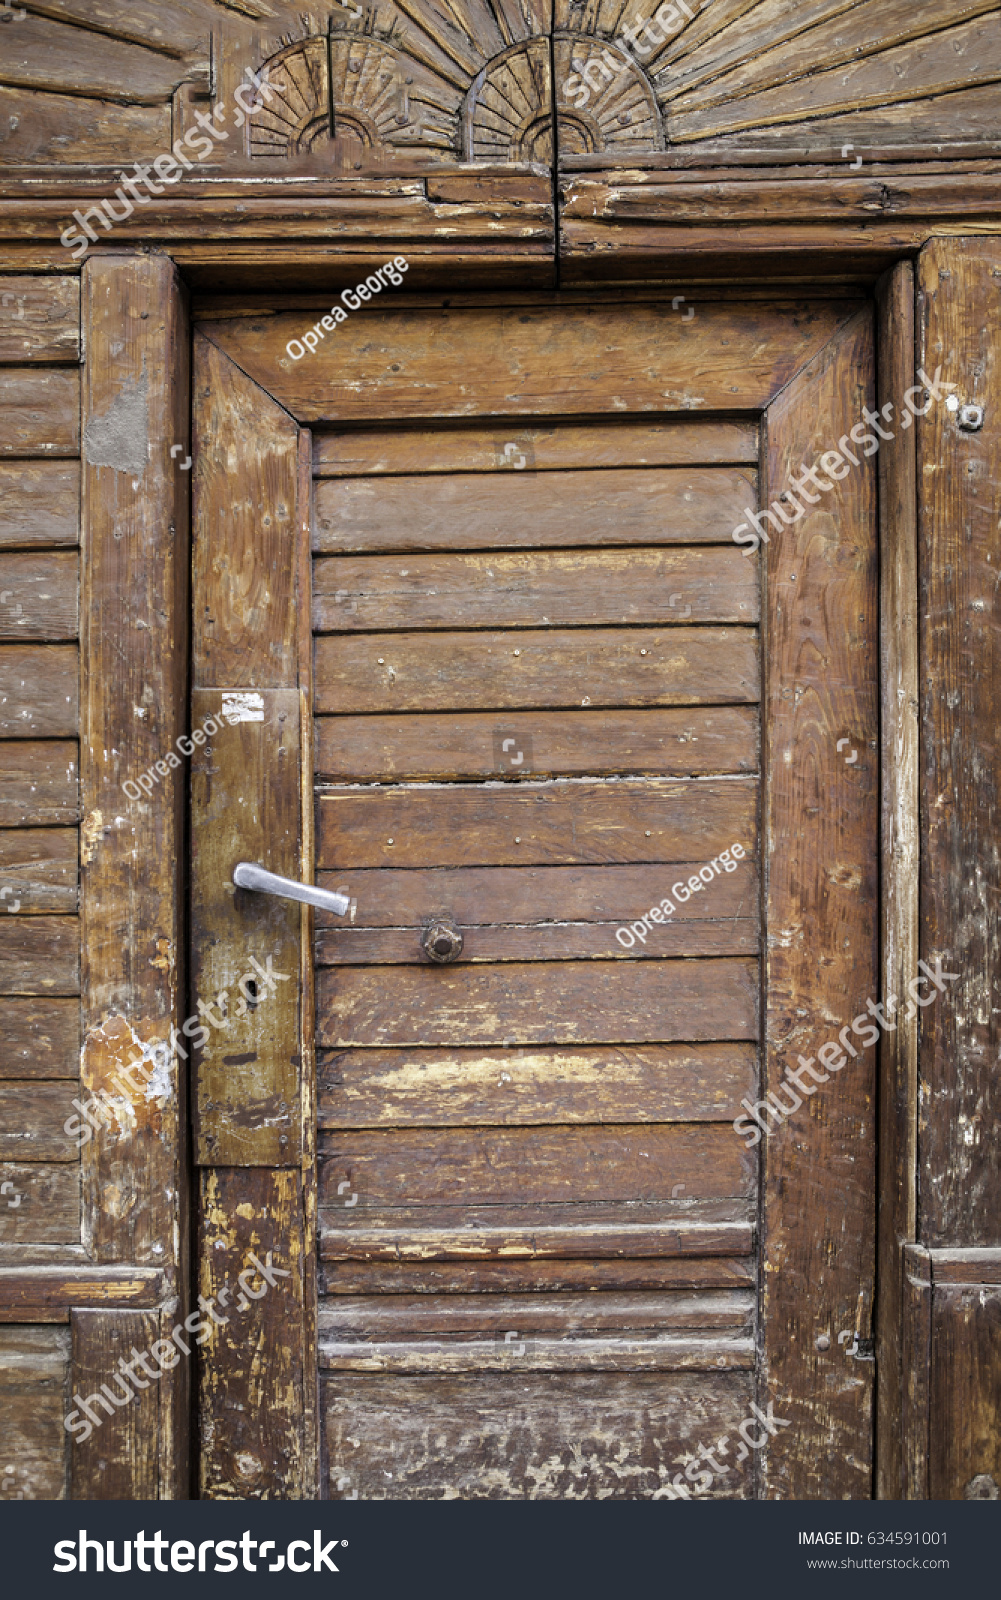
[83,370,149,475]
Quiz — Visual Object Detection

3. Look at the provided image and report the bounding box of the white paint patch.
[222,691,265,723]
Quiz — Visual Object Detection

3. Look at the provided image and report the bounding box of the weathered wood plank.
[317,777,757,869]
[321,1371,753,1498]
[318,1041,757,1127]
[320,1255,756,1294]
[0,551,78,640]
[319,957,759,1047]
[0,462,79,548]
[0,1326,70,1499]
[320,1212,752,1262]
[320,1334,754,1373]
[0,369,79,456]
[0,739,78,824]
[318,919,756,965]
[0,1161,79,1242]
[0,84,171,166]
[0,1266,163,1321]
[0,15,209,104]
[313,419,760,474]
[918,238,1001,1247]
[0,1083,78,1162]
[313,467,757,552]
[928,1285,1001,1500]
[0,914,78,994]
[0,645,78,735]
[0,276,78,364]
[320,1287,752,1337]
[314,706,759,782]
[314,627,760,713]
[0,996,80,1079]
[313,547,759,630]
[69,1309,160,1499]
[0,826,77,912]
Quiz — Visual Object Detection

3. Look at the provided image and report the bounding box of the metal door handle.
[233,861,354,918]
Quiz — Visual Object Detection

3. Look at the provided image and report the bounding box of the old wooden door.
[190,291,878,1499]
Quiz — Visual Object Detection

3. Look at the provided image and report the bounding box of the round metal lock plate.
[421,918,463,963]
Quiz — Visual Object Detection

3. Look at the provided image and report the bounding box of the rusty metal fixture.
[421,918,463,963]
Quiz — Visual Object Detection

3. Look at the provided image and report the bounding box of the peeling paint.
[82,369,149,475]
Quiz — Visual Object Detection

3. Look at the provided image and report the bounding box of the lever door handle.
[233,861,354,918]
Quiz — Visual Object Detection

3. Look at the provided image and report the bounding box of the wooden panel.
[0,85,171,166]
[319,1043,756,1127]
[314,547,759,631]
[321,1371,753,1498]
[0,15,208,103]
[0,996,80,1079]
[320,1212,753,1262]
[0,552,78,640]
[929,1248,1001,1286]
[0,740,78,825]
[0,1326,70,1499]
[313,419,760,474]
[0,1162,79,1242]
[315,627,760,713]
[320,1288,752,1335]
[203,300,856,423]
[320,1256,756,1294]
[929,1285,1001,1500]
[918,238,1001,1246]
[317,777,757,868]
[79,253,189,1361]
[313,468,757,552]
[0,1266,163,1322]
[319,958,758,1047]
[321,1335,752,1373]
[0,276,79,363]
[0,463,79,549]
[0,826,77,912]
[0,914,78,994]
[190,689,303,1168]
[0,645,78,736]
[70,1309,159,1500]
[192,331,300,689]
[315,706,759,782]
[199,1168,307,1501]
[0,1083,77,1162]
[0,370,79,456]
[760,309,878,1498]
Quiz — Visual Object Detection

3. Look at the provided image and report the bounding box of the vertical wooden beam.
[875,261,919,1500]
[70,1309,160,1499]
[900,1244,931,1500]
[760,310,880,1498]
[79,254,190,1497]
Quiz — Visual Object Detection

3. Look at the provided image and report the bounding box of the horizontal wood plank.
[313,419,760,474]
[314,547,759,631]
[0,914,79,994]
[0,1161,79,1242]
[320,1208,752,1261]
[318,1042,757,1126]
[0,826,77,912]
[314,706,759,781]
[317,777,757,868]
[0,997,80,1079]
[0,740,78,823]
[317,920,756,964]
[315,627,759,713]
[0,1082,78,1161]
[313,467,756,552]
[0,646,79,736]
[0,276,79,363]
[0,462,79,548]
[0,1266,163,1322]
[0,551,78,640]
[320,1288,752,1336]
[0,369,79,456]
[319,1334,754,1373]
[320,1256,756,1294]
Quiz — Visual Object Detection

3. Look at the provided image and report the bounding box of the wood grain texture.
[0,86,171,167]
[320,1256,756,1294]
[313,546,759,631]
[313,419,760,474]
[321,1371,753,1498]
[0,462,79,548]
[317,777,757,868]
[203,300,856,422]
[0,1161,78,1242]
[0,740,78,824]
[199,1168,307,1501]
[315,627,760,713]
[314,706,759,782]
[0,370,79,456]
[318,1042,755,1128]
[69,1309,160,1500]
[320,1334,753,1373]
[0,1265,163,1322]
[0,275,78,363]
[875,261,919,1502]
[917,237,1001,1247]
[0,914,78,993]
[319,958,758,1047]
[0,14,208,103]
[0,644,78,735]
[0,1326,69,1499]
[0,551,78,640]
[0,996,79,1078]
[0,826,77,912]
[929,1284,1001,1500]
[759,309,879,1499]
[0,1083,78,1162]
[320,1212,752,1263]
[313,467,757,552]
[319,1287,752,1335]
[901,1243,932,1500]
